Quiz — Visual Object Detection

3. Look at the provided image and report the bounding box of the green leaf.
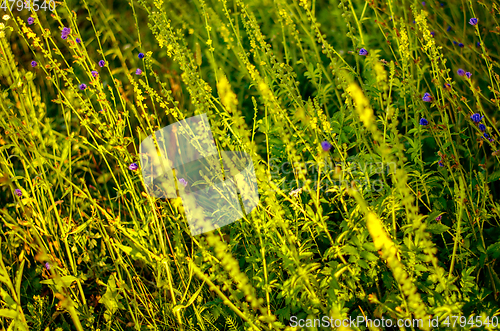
[0,309,17,319]
[486,242,500,259]
[426,223,450,234]
[360,251,379,261]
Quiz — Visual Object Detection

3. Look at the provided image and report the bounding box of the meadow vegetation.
[1,0,500,329]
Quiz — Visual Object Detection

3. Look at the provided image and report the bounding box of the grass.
[1,0,500,330]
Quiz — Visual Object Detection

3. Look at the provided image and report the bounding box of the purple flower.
[61,34,68,40]
[135,68,142,75]
[128,163,139,171]
[31,60,37,67]
[465,72,472,79]
[321,141,332,151]
[469,18,478,26]
[98,60,105,67]
[79,83,87,90]
[458,43,464,48]
[440,2,445,6]
[488,137,494,142]
[438,160,444,167]
[476,42,481,47]
[436,215,442,221]
[14,189,22,197]
[447,26,452,32]
[483,133,490,139]
[44,262,51,270]
[178,178,188,187]
[422,93,432,102]
[479,124,486,132]
[76,38,81,43]
[62,27,70,35]
[421,1,425,5]
[27,17,34,25]
[419,118,429,126]
[91,70,98,78]
[430,31,435,37]
[359,48,368,56]
[470,113,483,123]
[138,52,145,59]
[453,40,458,45]
[457,69,465,76]
[444,83,451,88]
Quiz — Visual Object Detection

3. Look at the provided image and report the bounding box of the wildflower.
[61,34,68,40]
[444,83,451,88]
[31,60,37,67]
[79,83,87,90]
[62,27,70,35]
[438,160,444,167]
[359,48,368,56]
[2,15,10,21]
[27,17,34,25]
[128,162,139,171]
[98,60,105,67]
[457,69,465,76]
[470,113,483,123]
[76,38,81,43]
[421,1,425,5]
[447,26,452,32]
[138,52,145,59]
[430,31,435,37]
[465,72,472,79]
[488,137,494,142]
[469,18,478,26]
[440,2,445,6]
[321,141,332,151]
[45,262,51,270]
[453,40,458,45]
[479,124,486,132]
[458,43,464,47]
[135,68,142,75]
[14,189,22,197]
[436,215,442,221]
[476,42,481,47]
[483,133,489,139]
[422,93,432,102]
[91,70,98,78]
[178,178,188,187]
[419,118,429,126]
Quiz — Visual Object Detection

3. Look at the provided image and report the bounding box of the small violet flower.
[447,26,452,32]
[135,68,142,75]
[76,38,81,43]
[128,163,139,171]
[45,262,51,270]
[62,27,71,35]
[419,118,429,126]
[138,52,145,59]
[422,93,432,102]
[14,189,22,197]
[430,31,435,37]
[458,42,464,48]
[479,124,486,132]
[79,83,87,90]
[178,178,188,187]
[31,60,37,67]
[453,40,458,45]
[27,17,34,25]
[470,113,484,123]
[469,18,478,26]
[359,48,368,56]
[98,60,105,67]
[457,68,465,76]
[465,72,472,79]
[91,70,98,78]
[476,42,481,47]
[436,215,442,221]
[321,141,332,151]
[61,34,68,40]
[438,160,444,167]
